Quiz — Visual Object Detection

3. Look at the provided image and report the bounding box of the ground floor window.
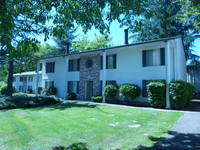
[68,81,79,94]
[45,81,54,89]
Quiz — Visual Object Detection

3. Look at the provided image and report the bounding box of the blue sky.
[41,20,200,57]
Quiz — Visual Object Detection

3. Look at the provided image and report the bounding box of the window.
[142,48,165,67]
[13,77,16,82]
[28,86,32,90]
[28,76,33,82]
[106,54,117,69]
[46,62,55,73]
[19,85,22,91]
[20,77,26,82]
[45,81,54,89]
[106,80,116,85]
[68,59,80,72]
[68,81,79,94]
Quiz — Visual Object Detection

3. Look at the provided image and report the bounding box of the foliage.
[38,86,43,95]
[119,84,141,100]
[72,35,113,52]
[12,92,28,97]
[125,0,199,60]
[0,84,16,95]
[1,0,144,96]
[169,80,193,109]
[91,96,103,102]
[67,93,77,100]
[42,87,57,96]
[0,95,61,110]
[147,81,166,108]
[103,85,118,99]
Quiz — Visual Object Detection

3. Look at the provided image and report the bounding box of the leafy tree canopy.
[72,35,113,52]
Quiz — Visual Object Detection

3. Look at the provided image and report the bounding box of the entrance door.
[86,81,93,100]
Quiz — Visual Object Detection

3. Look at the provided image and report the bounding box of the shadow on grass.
[135,131,200,150]
[30,102,99,111]
[52,142,89,150]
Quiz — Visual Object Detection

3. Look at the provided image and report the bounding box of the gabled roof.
[36,35,182,61]
[14,71,42,76]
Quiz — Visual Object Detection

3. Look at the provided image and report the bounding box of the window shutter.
[46,63,48,73]
[53,62,55,72]
[142,80,147,97]
[106,56,108,69]
[142,51,146,67]
[113,54,117,69]
[160,48,165,66]
[100,81,102,94]
[76,81,79,94]
[68,60,71,72]
[77,59,80,71]
[101,56,103,70]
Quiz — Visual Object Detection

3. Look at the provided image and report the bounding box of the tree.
[123,0,200,60]
[0,0,144,96]
[72,35,113,52]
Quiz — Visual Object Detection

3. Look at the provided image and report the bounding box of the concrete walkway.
[155,111,200,150]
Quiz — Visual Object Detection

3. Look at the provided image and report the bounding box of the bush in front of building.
[42,87,57,96]
[0,95,62,110]
[12,92,28,97]
[169,80,193,109]
[38,86,43,94]
[103,84,118,99]
[91,96,103,102]
[0,84,16,95]
[147,81,166,108]
[119,84,141,100]
[67,93,77,100]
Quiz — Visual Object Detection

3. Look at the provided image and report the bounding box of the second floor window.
[142,48,165,67]
[69,59,80,72]
[46,62,55,73]
[20,77,26,82]
[28,76,33,82]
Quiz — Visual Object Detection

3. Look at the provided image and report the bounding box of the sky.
[40,20,200,57]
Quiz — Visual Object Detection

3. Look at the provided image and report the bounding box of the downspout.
[102,50,106,103]
[35,60,40,96]
[65,55,69,99]
[166,41,171,109]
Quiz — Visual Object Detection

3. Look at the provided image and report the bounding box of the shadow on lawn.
[135,131,200,150]
[31,102,99,111]
[52,142,89,150]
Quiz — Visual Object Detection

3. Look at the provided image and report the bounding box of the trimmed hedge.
[103,85,118,99]
[91,96,103,102]
[147,81,166,108]
[169,80,193,109]
[67,93,77,100]
[42,87,57,96]
[0,84,16,95]
[119,84,141,100]
[12,92,28,97]
[0,95,62,110]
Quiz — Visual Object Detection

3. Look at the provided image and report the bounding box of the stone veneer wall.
[79,54,101,100]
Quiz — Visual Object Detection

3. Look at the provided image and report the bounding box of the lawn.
[0,102,183,150]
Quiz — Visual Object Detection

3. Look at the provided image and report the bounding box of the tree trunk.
[6,60,14,96]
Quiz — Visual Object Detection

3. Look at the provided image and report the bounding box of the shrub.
[91,96,103,102]
[119,84,141,100]
[169,80,193,109]
[38,86,43,94]
[147,81,166,108]
[12,92,28,97]
[103,85,118,99]
[28,89,33,93]
[43,87,57,96]
[0,95,61,110]
[67,93,77,100]
[0,85,16,95]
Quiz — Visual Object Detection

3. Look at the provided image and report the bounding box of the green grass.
[0,102,183,150]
